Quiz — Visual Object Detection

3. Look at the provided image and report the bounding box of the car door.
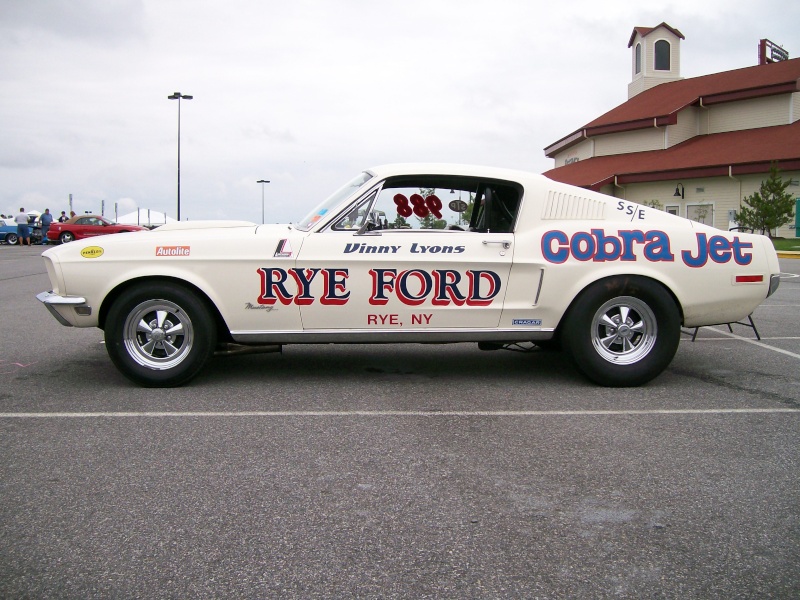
[294,176,520,331]
[72,217,98,239]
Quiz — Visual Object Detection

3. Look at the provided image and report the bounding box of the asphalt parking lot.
[1,245,799,598]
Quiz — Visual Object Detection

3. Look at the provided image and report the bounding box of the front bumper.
[36,291,88,327]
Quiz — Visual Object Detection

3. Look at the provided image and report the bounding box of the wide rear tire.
[104,282,217,387]
[562,277,680,387]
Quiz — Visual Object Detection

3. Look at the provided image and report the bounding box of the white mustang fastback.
[38,164,780,387]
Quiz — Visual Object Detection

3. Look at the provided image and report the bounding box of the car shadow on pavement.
[200,343,581,387]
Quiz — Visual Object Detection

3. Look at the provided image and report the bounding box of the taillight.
[735,275,764,283]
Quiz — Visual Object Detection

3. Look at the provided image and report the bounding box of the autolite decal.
[256,267,501,307]
[541,230,752,266]
[156,246,190,257]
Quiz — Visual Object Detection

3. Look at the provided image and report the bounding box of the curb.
[777,251,800,259]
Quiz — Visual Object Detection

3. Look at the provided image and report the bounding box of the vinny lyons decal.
[344,243,465,254]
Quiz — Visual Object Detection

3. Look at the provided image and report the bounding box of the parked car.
[1,217,20,245]
[37,164,781,388]
[46,215,147,244]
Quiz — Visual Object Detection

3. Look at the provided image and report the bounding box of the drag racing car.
[37,164,781,387]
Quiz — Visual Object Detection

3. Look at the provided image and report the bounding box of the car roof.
[66,214,108,223]
[366,163,544,184]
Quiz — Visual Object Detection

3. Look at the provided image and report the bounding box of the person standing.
[40,208,53,245]
[58,210,68,223]
[14,208,31,246]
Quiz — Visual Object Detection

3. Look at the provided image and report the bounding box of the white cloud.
[1,0,798,222]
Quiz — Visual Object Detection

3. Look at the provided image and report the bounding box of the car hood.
[152,220,259,232]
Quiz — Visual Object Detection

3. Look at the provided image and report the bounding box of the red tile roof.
[544,57,800,156]
[628,23,684,47]
[543,120,800,190]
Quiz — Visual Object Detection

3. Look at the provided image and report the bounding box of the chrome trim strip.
[534,269,545,305]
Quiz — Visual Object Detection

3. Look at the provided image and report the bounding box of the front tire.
[6,233,18,245]
[562,277,680,387]
[104,282,217,387]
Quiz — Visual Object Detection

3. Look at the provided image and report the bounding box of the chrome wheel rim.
[590,296,657,365]
[123,299,194,370]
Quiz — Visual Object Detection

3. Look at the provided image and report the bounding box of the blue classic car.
[1,214,47,244]
[0,217,20,245]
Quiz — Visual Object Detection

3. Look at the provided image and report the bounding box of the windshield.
[295,171,374,231]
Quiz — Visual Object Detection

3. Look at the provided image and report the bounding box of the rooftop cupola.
[628,22,685,99]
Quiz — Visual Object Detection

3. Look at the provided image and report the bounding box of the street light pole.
[257,179,270,224]
[167,92,193,221]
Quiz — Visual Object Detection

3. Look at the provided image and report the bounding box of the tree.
[392,214,409,229]
[416,187,447,229]
[642,199,663,210]
[460,193,476,226]
[734,164,796,237]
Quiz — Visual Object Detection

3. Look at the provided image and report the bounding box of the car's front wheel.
[5,233,18,245]
[59,232,75,244]
[104,282,217,387]
[562,276,680,387]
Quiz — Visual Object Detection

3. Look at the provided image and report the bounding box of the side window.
[635,43,642,74]
[331,190,378,231]
[76,218,90,225]
[328,176,521,233]
[370,185,470,231]
[468,184,521,233]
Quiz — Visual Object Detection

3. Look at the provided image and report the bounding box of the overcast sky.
[1,0,797,223]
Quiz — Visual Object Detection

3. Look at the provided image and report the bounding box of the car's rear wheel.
[562,276,680,387]
[6,233,18,245]
[59,232,75,244]
[104,282,217,387]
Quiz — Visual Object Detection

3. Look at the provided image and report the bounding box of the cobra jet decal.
[541,230,752,266]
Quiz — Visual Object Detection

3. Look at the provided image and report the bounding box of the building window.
[655,40,670,71]
[635,43,642,74]
[687,204,713,225]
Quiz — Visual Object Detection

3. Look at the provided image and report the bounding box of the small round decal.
[448,199,468,213]
[80,246,104,258]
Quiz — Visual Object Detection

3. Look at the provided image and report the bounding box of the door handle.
[482,240,512,250]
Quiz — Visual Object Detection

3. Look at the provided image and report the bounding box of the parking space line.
[0,408,797,418]
[683,336,800,340]
[701,326,800,359]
